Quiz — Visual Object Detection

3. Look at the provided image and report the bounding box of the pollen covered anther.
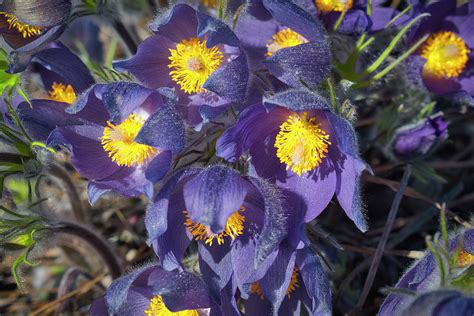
[48,82,77,104]
[168,38,223,94]
[315,0,354,13]
[145,295,199,316]
[1,13,43,38]
[456,250,474,267]
[184,207,246,246]
[101,113,157,167]
[421,31,470,79]
[266,28,308,57]
[274,112,331,176]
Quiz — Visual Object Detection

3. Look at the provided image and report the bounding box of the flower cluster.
[1,0,473,315]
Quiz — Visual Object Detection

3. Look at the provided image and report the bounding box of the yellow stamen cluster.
[315,0,354,13]
[168,38,223,94]
[456,250,474,267]
[202,0,218,8]
[274,112,331,176]
[145,295,199,316]
[101,113,157,167]
[250,267,300,299]
[266,28,308,57]
[48,82,77,104]
[1,13,43,38]
[184,207,245,246]
[420,31,470,79]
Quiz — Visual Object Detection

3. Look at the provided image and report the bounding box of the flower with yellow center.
[168,38,223,94]
[184,207,246,246]
[315,0,354,13]
[250,267,300,299]
[274,112,331,176]
[1,13,43,38]
[101,113,157,167]
[202,0,218,8]
[456,250,474,267]
[48,82,77,104]
[420,31,470,79]
[145,295,199,316]
[266,28,308,57]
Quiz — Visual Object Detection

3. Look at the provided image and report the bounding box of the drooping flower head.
[145,165,289,300]
[90,264,211,315]
[407,0,474,103]
[217,89,369,231]
[46,82,185,203]
[379,228,474,316]
[114,4,249,127]
[397,290,474,316]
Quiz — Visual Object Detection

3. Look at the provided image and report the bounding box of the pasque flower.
[90,264,212,315]
[391,113,448,161]
[114,4,249,127]
[399,290,474,316]
[46,82,185,203]
[216,89,369,231]
[17,44,95,142]
[145,165,289,300]
[379,228,474,316]
[407,0,474,103]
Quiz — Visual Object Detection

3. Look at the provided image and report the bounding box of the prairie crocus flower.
[114,4,249,127]
[47,82,185,203]
[407,0,474,102]
[244,244,332,315]
[379,229,474,316]
[400,290,474,316]
[391,113,448,161]
[145,165,288,298]
[234,0,330,89]
[0,0,72,72]
[90,264,211,315]
[17,45,95,142]
[216,89,368,231]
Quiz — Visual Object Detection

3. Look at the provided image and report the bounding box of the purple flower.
[399,290,474,316]
[379,228,474,316]
[391,113,448,160]
[216,89,369,232]
[90,263,212,315]
[406,0,474,102]
[46,82,185,203]
[113,4,249,127]
[145,165,288,300]
[16,45,95,142]
[0,0,72,73]
[234,0,330,89]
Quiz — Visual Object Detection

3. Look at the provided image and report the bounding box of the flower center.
[168,38,223,94]
[315,0,354,13]
[456,250,474,267]
[101,113,157,167]
[420,31,470,79]
[145,295,199,316]
[202,0,218,8]
[48,82,76,104]
[250,267,300,299]
[266,28,308,57]
[1,13,43,38]
[184,207,245,246]
[274,112,331,176]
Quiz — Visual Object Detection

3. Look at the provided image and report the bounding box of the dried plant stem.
[353,164,412,313]
[111,19,138,54]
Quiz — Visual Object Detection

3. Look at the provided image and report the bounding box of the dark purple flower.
[399,290,474,316]
[16,45,95,142]
[90,263,212,315]
[406,0,474,102]
[113,4,249,127]
[379,228,474,316]
[243,244,332,315]
[45,82,185,203]
[145,165,288,300]
[216,89,369,232]
[391,113,448,160]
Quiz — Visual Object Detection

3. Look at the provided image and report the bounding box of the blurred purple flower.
[90,264,211,315]
[400,290,474,316]
[216,89,369,231]
[391,113,448,160]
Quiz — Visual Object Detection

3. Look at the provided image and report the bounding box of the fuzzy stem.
[111,19,138,55]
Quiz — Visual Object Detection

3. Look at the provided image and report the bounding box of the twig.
[110,19,138,54]
[352,164,412,313]
[342,244,424,259]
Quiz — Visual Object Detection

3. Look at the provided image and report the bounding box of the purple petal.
[197,10,240,48]
[198,242,233,301]
[263,89,331,112]
[145,151,172,183]
[149,4,198,43]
